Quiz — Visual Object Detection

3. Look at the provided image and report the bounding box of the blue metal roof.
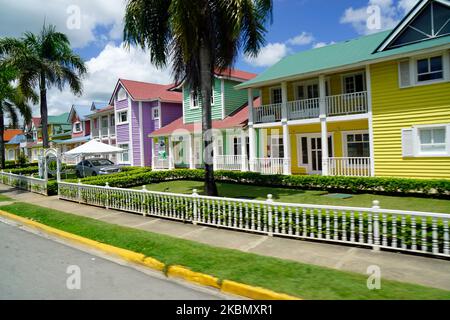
[6,134,27,145]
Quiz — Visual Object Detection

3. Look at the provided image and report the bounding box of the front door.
[298,135,333,174]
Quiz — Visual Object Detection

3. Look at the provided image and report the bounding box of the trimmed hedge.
[7,166,39,175]
[63,169,450,198]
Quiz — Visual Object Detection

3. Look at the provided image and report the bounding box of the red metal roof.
[215,68,257,81]
[119,79,182,103]
[151,98,260,136]
[4,129,24,142]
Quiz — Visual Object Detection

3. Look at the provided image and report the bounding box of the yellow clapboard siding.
[371,59,450,179]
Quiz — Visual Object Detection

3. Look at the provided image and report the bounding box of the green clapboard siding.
[223,80,248,117]
[183,78,223,123]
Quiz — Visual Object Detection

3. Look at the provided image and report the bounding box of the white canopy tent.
[65,139,124,157]
[64,140,126,177]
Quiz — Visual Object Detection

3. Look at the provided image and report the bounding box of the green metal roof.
[237,31,450,88]
[48,112,71,125]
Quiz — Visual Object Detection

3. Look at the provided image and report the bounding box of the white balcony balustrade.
[328,157,371,177]
[253,92,369,124]
[326,91,368,117]
[254,103,282,124]
[152,157,173,170]
[287,98,320,120]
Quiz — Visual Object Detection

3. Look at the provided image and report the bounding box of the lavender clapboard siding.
[131,100,141,166]
[161,103,183,127]
[142,101,158,167]
[116,98,130,145]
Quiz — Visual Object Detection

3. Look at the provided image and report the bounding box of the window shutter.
[399,60,411,88]
[401,128,414,157]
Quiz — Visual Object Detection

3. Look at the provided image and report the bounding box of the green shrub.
[66,169,450,198]
[7,166,39,175]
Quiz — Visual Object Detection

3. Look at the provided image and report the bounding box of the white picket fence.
[0,171,47,195]
[58,181,450,258]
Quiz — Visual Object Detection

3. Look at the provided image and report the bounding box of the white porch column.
[151,138,155,170]
[188,134,195,169]
[168,136,175,170]
[281,82,291,175]
[319,75,329,176]
[248,88,257,172]
[366,65,376,177]
[240,129,248,172]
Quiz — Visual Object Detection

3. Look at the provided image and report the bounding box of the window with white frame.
[271,87,282,104]
[119,143,130,163]
[402,124,450,157]
[152,107,160,120]
[269,136,284,158]
[418,126,447,155]
[345,132,370,158]
[417,56,444,82]
[117,111,128,124]
[343,73,365,94]
[73,122,82,133]
[191,91,199,108]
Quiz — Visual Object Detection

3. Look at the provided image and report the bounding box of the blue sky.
[0,0,419,115]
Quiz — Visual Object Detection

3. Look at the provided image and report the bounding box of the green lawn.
[0,194,11,202]
[135,180,450,214]
[1,202,449,300]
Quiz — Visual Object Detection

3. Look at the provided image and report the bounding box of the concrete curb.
[0,210,301,301]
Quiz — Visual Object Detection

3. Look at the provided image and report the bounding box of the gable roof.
[4,129,24,142]
[48,113,71,125]
[109,79,183,104]
[69,105,95,122]
[215,68,257,81]
[376,0,450,52]
[150,98,261,137]
[237,0,450,89]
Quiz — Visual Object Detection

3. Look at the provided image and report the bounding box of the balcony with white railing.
[215,155,246,171]
[253,91,369,124]
[326,91,368,117]
[287,98,320,120]
[328,157,371,177]
[254,103,282,124]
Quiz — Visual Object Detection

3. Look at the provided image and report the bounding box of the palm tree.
[124,0,273,196]
[0,63,34,168]
[0,24,87,148]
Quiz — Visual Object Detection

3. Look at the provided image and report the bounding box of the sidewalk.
[1,184,449,291]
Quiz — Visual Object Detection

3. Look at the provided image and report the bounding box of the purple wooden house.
[109,79,183,166]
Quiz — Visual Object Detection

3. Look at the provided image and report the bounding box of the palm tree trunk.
[40,72,49,149]
[0,106,5,169]
[199,44,218,196]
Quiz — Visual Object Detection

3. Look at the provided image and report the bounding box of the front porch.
[152,119,373,177]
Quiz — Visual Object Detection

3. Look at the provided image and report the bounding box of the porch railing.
[152,157,172,170]
[328,157,371,177]
[215,155,246,171]
[58,181,450,258]
[287,98,320,120]
[252,158,287,175]
[254,103,282,123]
[0,171,47,195]
[326,91,368,116]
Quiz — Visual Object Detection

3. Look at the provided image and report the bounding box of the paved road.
[0,221,224,300]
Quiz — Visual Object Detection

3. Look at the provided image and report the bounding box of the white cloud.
[313,41,336,49]
[287,32,314,46]
[244,42,289,67]
[0,0,126,48]
[340,0,420,35]
[42,43,172,116]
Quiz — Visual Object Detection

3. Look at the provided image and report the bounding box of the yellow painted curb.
[221,280,301,300]
[167,265,220,289]
[0,210,301,300]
